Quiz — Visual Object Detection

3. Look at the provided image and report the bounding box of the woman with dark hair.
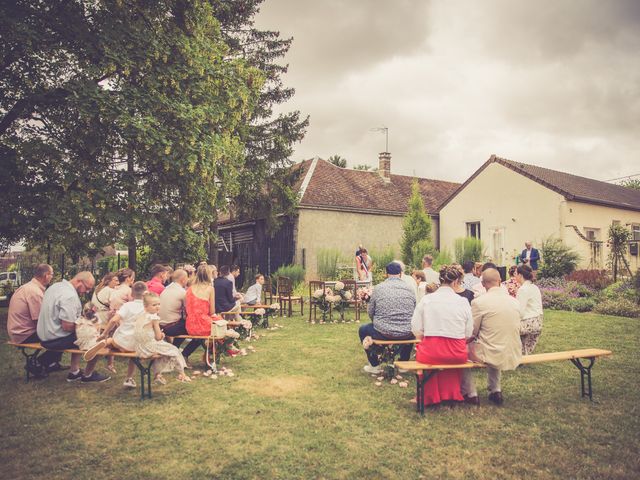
[515,264,543,354]
[109,268,136,311]
[451,264,475,305]
[411,265,473,406]
[502,265,520,298]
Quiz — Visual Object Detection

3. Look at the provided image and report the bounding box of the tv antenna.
[370,126,389,152]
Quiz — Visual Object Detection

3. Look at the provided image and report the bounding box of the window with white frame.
[466,222,481,239]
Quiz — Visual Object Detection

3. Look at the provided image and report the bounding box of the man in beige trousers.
[461,268,522,405]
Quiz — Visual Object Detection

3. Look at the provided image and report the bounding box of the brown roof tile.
[440,155,640,212]
[298,158,460,215]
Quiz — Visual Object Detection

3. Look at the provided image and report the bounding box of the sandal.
[154,375,167,385]
[106,364,117,374]
[178,374,192,383]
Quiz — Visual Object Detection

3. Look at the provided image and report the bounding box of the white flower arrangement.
[225,329,240,339]
[269,303,280,310]
[344,291,352,300]
[334,281,345,291]
[254,308,266,316]
[312,289,324,299]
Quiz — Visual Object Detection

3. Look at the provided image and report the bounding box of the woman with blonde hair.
[185,265,220,336]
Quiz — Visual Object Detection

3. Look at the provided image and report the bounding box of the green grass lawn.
[1,308,638,480]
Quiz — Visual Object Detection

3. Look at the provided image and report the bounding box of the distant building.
[218,153,459,280]
[439,155,640,270]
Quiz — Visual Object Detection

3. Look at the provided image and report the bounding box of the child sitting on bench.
[133,292,191,384]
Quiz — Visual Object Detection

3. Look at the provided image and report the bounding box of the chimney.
[378,152,391,182]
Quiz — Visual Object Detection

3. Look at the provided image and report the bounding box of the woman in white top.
[515,264,543,355]
[92,272,119,325]
[411,265,474,406]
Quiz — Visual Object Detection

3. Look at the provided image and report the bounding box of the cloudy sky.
[255,0,640,184]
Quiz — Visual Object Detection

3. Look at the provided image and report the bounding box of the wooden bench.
[8,342,160,400]
[222,308,273,327]
[370,339,419,369]
[395,348,613,415]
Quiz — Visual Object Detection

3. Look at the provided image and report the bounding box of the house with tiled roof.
[439,155,640,270]
[218,153,460,281]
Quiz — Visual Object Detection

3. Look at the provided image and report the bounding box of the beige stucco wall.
[295,208,439,279]
[439,162,640,271]
[563,201,640,271]
[439,162,566,266]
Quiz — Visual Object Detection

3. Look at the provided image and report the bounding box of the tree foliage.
[1,1,304,267]
[400,181,433,267]
[328,155,347,168]
[619,178,640,190]
[454,237,484,264]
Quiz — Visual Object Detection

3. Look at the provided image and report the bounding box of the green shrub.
[369,247,396,269]
[273,264,306,287]
[541,290,573,310]
[565,297,596,313]
[410,239,434,270]
[433,249,453,269]
[593,298,640,318]
[538,237,580,279]
[600,280,636,303]
[454,237,484,264]
[316,248,343,280]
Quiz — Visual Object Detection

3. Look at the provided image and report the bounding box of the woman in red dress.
[411,265,474,405]
[185,265,218,336]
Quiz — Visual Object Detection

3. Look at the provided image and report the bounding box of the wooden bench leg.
[570,357,596,401]
[132,358,155,400]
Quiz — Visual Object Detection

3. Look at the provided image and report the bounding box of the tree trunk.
[208,219,218,265]
[128,236,137,272]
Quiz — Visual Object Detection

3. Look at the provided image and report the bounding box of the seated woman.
[411,265,473,406]
[185,265,219,336]
[411,270,427,302]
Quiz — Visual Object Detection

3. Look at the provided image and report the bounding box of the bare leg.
[126,359,136,379]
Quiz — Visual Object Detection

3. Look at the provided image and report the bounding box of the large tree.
[1,1,264,269]
[400,181,434,267]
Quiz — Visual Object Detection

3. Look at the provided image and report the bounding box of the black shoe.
[45,362,70,373]
[464,395,480,406]
[488,391,504,406]
[81,371,111,383]
[66,370,84,382]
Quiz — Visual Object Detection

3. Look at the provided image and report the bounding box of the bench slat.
[395,348,612,372]
[371,340,419,346]
[7,342,158,359]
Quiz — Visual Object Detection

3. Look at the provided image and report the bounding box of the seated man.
[159,269,202,365]
[358,262,416,374]
[215,265,238,314]
[37,271,110,383]
[226,264,244,302]
[7,263,63,374]
[461,268,522,405]
[146,264,168,295]
[244,274,264,305]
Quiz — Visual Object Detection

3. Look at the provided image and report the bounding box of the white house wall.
[439,162,566,266]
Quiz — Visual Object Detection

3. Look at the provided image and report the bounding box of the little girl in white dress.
[134,292,190,384]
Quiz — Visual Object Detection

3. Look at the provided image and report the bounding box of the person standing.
[515,265,544,355]
[520,241,540,271]
[422,254,440,285]
[37,272,110,383]
[359,262,416,374]
[356,248,373,283]
[7,264,64,373]
[461,269,522,406]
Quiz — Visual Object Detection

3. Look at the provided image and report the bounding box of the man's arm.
[471,300,483,339]
[58,296,78,333]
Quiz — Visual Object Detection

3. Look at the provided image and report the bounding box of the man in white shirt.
[461,260,481,290]
[422,255,440,285]
[244,274,264,305]
[159,269,202,363]
[38,271,110,383]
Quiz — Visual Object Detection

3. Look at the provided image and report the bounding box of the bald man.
[38,271,110,383]
[461,268,522,406]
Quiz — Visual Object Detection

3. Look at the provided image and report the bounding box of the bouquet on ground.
[356,286,372,303]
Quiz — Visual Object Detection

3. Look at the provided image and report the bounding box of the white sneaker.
[83,340,107,362]
[123,377,136,388]
[363,365,382,374]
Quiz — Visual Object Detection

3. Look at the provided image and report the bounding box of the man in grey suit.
[461,268,522,405]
